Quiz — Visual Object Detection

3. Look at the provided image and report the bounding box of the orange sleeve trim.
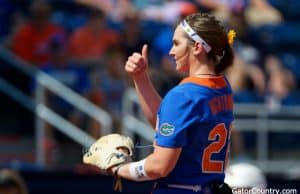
[180,76,227,89]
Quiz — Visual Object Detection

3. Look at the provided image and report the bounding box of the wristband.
[128,159,153,181]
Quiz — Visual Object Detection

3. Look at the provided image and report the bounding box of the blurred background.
[0,0,300,193]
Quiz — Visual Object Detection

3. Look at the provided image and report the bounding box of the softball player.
[112,12,235,194]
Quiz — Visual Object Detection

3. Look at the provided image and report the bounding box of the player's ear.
[193,42,204,55]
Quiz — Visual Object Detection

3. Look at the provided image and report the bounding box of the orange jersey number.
[202,123,230,173]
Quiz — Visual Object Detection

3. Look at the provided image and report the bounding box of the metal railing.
[122,88,154,142]
[122,88,300,174]
[0,46,112,166]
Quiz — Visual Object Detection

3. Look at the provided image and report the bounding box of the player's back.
[157,76,234,186]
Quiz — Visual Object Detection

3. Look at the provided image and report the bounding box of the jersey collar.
[180,76,227,89]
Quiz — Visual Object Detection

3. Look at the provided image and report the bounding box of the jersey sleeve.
[155,90,199,148]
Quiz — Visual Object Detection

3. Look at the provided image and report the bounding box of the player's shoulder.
[164,84,207,104]
[165,84,191,97]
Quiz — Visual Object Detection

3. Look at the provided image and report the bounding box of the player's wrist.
[113,164,123,176]
[132,72,148,81]
[128,159,154,181]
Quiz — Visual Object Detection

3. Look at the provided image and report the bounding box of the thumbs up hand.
[125,44,149,79]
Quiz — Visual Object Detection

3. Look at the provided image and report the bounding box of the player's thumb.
[142,44,148,64]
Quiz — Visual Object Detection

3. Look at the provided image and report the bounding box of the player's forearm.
[114,146,180,181]
[114,156,166,181]
[133,74,161,129]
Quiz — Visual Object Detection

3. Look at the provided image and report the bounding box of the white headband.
[180,20,212,53]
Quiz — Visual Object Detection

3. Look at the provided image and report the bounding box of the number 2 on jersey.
[202,123,230,173]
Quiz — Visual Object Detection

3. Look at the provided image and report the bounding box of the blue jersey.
[154,76,234,188]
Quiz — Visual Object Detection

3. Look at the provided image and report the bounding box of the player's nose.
[169,47,175,57]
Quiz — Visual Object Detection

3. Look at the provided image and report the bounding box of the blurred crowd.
[1,0,300,167]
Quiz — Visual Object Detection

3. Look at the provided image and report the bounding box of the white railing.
[122,88,154,142]
[0,46,112,166]
[35,70,112,133]
[122,88,300,174]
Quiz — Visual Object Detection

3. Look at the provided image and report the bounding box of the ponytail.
[215,43,234,74]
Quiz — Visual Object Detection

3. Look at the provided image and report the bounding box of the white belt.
[167,184,202,192]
